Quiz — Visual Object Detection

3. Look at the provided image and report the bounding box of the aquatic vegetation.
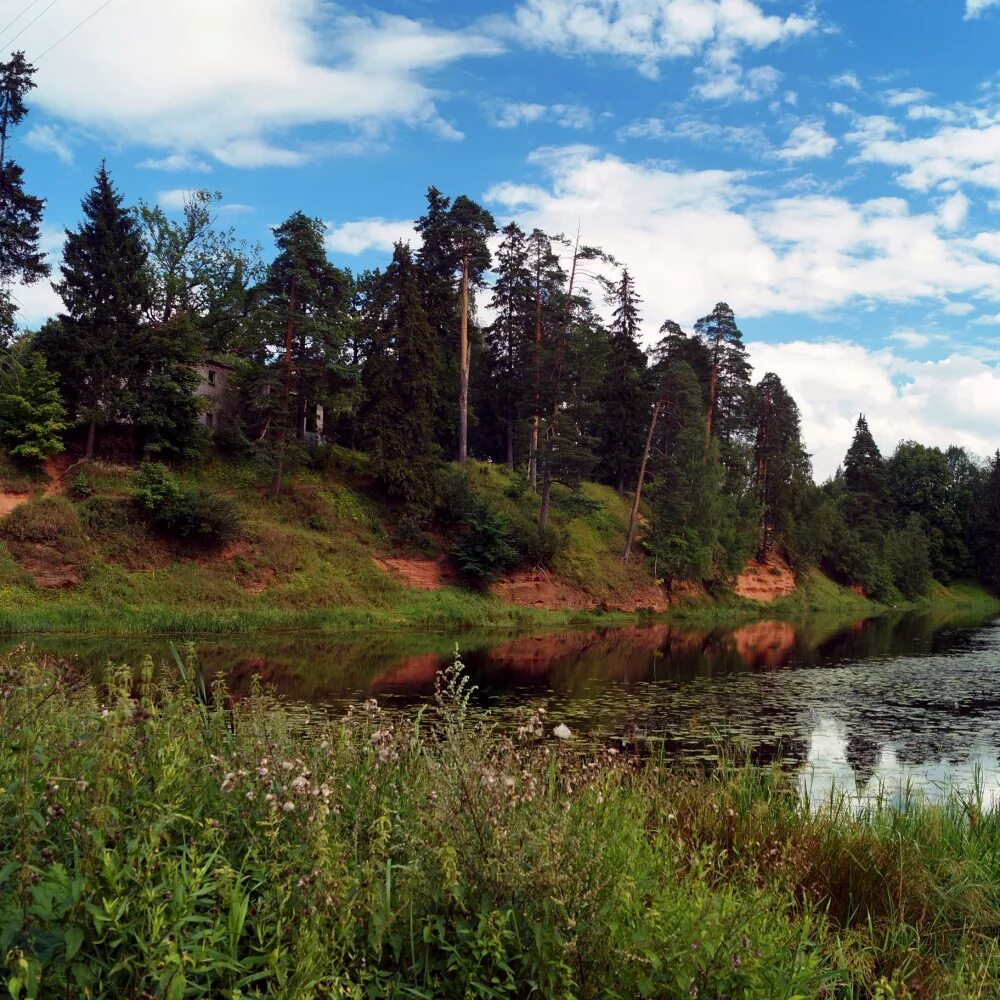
[2,648,1000,997]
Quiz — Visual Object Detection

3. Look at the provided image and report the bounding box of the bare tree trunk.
[705,361,718,442]
[505,415,514,469]
[528,256,543,489]
[539,464,553,531]
[458,256,470,464]
[623,399,661,562]
[270,274,296,499]
[85,419,96,461]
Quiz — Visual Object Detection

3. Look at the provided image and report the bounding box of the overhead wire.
[34,0,115,60]
[0,0,46,40]
[0,0,61,50]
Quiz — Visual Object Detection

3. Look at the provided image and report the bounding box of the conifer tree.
[974,451,1000,592]
[693,301,752,481]
[257,211,351,495]
[0,350,66,462]
[40,164,149,458]
[752,372,809,561]
[486,222,533,468]
[598,268,648,493]
[0,52,48,345]
[843,414,887,546]
[645,361,721,585]
[362,243,439,525]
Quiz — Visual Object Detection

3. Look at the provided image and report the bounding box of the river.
[5,607,999,806]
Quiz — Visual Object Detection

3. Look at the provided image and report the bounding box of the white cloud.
[746,340,1000,479]
[491,102,594,129]
[23,124,73,164]
[966,0,1000,18]
[325,218,418,255]
[938,190,970,231]
[831,72,861,90]
[889,330,931,349]
[617,115,769,152]
[16,1,501,168]
[776,120,837,161]
[156,189,199,211]
[484,147,1000,333]
[883,88,931,107]
[508,0,817,82]
[138,153,213,172]
[942,300,975,315]
[846,105,1000,192]
[693,52,781,102]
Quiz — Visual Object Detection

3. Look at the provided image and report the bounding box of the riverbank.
[0,457,995,636]
[3,648,999,998]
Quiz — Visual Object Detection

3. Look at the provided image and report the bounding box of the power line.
[0,0,46,40]
[34,0,114,60]
[1,0,60,51]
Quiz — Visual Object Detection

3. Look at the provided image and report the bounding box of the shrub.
[0,496,83,546]
[451,497,518,582]
[132,461,241,547]
[69,470,94,500]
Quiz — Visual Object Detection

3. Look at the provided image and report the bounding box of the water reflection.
[4,607,998,801]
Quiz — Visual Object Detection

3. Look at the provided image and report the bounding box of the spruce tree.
[693,301,752,481]
[256,211,351,494]
[40,164,149,458]
[752,372,810,561]
[0,52,48,345]
[486,222,533,467]
[974,452,1000,592]
[842,414,887,546]
[645,361,721,585]
[0,350,67,462]
[598,268,648,493]
[362,243,439,525]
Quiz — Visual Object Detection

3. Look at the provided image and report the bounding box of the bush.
[0,496,83,546]
[451,497,518,582]
[132,462,241,547]
[69,470,94,500]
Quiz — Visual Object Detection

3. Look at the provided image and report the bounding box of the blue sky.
[4,0,1000,475]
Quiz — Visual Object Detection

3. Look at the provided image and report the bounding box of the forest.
[2,51,998,604]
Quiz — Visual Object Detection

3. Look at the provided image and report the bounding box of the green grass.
[0,455,995,637]
[3,648,1000,998]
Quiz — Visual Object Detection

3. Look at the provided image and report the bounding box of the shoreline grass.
[0,574,994,638]
[3,649,1000,998]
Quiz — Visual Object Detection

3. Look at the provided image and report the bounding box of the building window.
[208,369,216,386]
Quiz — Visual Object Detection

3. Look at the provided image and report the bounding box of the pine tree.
[0,52,48,345]
[40,163,149,458]
[974,452,1000,592]
[598,268,648,493]
[645,361,721,585]
[486,222,533,468]
[752,372,810,561]
[842,414,887,546]
[693,301,752,481]
[257,211,352,495]
[362,243,439,525]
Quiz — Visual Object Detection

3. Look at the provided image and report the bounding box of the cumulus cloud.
[490,102,594,129]
[965,0,1000,17]
[325,218,418,255]
[507,0,816,87]
[776,120,837,161]
[746,340,1000,479]
[483,146,1000,333]
[14,1,501,168]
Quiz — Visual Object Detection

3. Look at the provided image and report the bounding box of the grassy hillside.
[0,452,994,635]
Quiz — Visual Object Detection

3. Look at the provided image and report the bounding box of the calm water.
[7,608,1000,805]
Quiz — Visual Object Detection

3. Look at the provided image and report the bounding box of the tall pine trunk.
[458,256,469,464]
[505,415,514,469]
[85,419,96,461]
[622,399,661,562]
[528,259,543,489]
[270,274,296,499]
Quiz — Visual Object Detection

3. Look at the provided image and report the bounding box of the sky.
[3,0,1000,478]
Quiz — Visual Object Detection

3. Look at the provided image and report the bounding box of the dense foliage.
[0,53,996,598]
[4,650,1000,998]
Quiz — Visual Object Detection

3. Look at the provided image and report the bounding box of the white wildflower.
[553,724,572,741]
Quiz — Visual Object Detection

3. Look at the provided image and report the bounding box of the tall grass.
[2,649,999,997]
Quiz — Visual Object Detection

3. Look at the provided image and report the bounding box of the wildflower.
[731,953,741,971]
[282,801,295,813]
[280,761,294,772]
[553,723,572,740]
[291,775,309,793]
[76,779,89,793]
[221,773,237,792]
[257,766,269,779]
